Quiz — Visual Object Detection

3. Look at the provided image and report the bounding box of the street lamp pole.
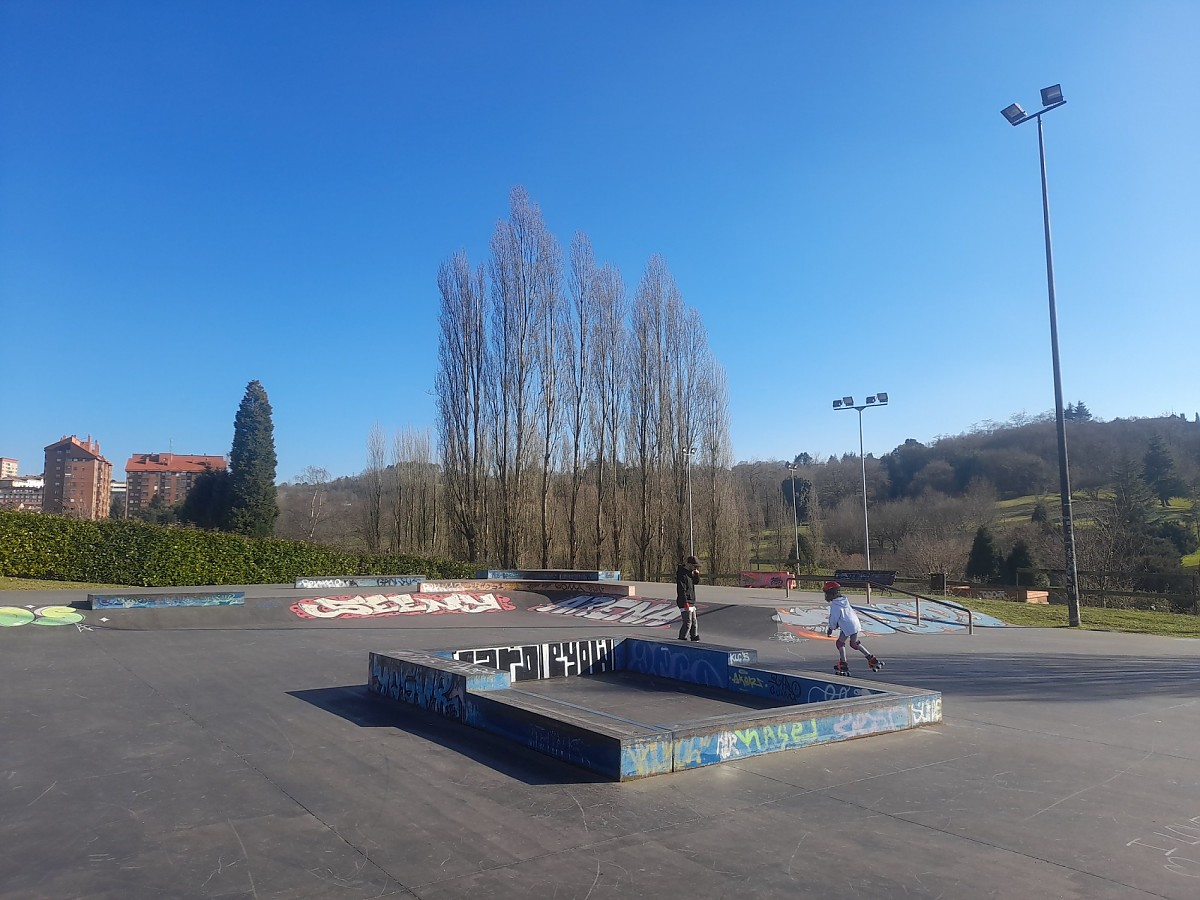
[1002,84,1081,627]
[833,393,888,603]
[784,462,801,582]
[684,446,695,560]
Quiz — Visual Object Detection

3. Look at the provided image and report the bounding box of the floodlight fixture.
[842,396,855,406]
[876,392,889,403]
[1000,82,1081,626]
[832,400,843,409]
[1001,102,1027,125]
[866,395,876,405]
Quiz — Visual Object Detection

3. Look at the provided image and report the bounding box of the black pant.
[678,605,698,640]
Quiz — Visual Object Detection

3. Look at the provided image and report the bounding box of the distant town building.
[110,480,128,518]
[0,474,44,510]
[42,435,113,520]
[0,458,18,479]
[124,453,227,513]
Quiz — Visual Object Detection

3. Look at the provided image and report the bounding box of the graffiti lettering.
[910,696,943,725]
[292,592,514,619]
[730,669,766,690]
[530,595,681,628]
[453,640,616,681]
[295,576,425,589]
[1128,817,1200,879]
[369,655,466,720]
[0,605,85,628]
[833,707,907,739]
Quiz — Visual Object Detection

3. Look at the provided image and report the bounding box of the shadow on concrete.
[867,651,1200,703]
[288,684,609,786]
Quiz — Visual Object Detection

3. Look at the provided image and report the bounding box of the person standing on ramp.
[676,555,701,641]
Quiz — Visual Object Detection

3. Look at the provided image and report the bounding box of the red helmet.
[823,581,841,592]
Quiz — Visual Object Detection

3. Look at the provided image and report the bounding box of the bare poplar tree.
[388,427,437,554]
[532,226,565,567]
[697,360,738,579]
[590,262,627,571]
[363,423,387,553]
[564,233,600,566]
[297,465,330,541]
[488,187,555,566]
[436,250,489,562]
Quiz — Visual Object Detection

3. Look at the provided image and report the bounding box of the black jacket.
[675,564,699,608]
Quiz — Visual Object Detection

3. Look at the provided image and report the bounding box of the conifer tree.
[965,526,1002,583]
[228,380,279,537]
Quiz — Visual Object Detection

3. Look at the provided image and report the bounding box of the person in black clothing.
[676,555,701,641]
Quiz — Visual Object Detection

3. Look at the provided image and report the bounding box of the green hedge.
[0,510,474,586]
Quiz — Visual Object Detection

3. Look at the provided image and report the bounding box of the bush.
[0,510,474,586]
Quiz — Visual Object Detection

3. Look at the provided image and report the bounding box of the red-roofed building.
[42,435,113,519]
[125,453,227,513]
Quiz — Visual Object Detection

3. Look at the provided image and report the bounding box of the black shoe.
[690,636,701,642]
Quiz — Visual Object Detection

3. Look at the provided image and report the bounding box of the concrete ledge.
[369,636,943,781]
[88,591,245,610]
[295,575,426,590]
[423,579,634,597]
[481,569,622,581]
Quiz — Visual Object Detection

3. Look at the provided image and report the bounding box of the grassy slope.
[961,597,1200,637]
[0,576,133,591]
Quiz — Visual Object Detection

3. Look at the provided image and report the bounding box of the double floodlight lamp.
[832,392,889,410]
[1001,84,1065,126]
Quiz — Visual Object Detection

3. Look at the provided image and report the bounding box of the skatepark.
[2,578,1198,899]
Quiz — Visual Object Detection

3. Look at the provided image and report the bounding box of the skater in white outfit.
[824,581,884,675]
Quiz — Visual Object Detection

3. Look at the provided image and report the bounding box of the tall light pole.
[833,393,888,602]
[684,446,696,559]
[784,461,801,580]
[1002,84,1081,627]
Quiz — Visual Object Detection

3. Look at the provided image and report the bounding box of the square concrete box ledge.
[368,636,942,781]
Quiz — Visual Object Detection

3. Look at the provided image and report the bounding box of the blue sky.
[2,1,1197,482]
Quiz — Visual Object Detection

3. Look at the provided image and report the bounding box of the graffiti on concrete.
[832,706,908,739]
[89,592,243,609]
[295,576,425,589]
[622,640,726,687]
[0,605,86,628]
[910,695,942,725]
[676,720,821,767]
[773,606,894,640]
[531,594,684,628]
[369,654,467,720]
[1127,816,1200,880]
[292,592,514,619]
[453,639,617,681]
[870,602,1006,632]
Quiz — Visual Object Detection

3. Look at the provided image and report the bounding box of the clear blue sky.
[2,2,1197,481]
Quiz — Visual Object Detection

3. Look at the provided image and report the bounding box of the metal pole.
[788,465,800,580]
[1037,113,1082,627]
[686,449,694,559]
[858,408,872,604]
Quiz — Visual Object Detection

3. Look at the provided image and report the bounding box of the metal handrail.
[880,584,975,635]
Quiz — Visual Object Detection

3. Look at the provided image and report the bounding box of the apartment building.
[42,435,113,519]
[0,458,18,479]
[0,474,44,510]
[125,453,227,513]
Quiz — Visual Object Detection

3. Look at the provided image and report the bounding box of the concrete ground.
[1,579,1198,899]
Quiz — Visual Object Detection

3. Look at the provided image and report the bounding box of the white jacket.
[826,595,862,636]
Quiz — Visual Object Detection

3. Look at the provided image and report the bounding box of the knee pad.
[835,636,846,650]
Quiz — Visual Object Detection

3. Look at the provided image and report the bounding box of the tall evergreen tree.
[228,380,279,537]
[965,526,1002,583]
[178,467,232,530]
[1142,434,1184,507]
[1002,539,1037,585]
